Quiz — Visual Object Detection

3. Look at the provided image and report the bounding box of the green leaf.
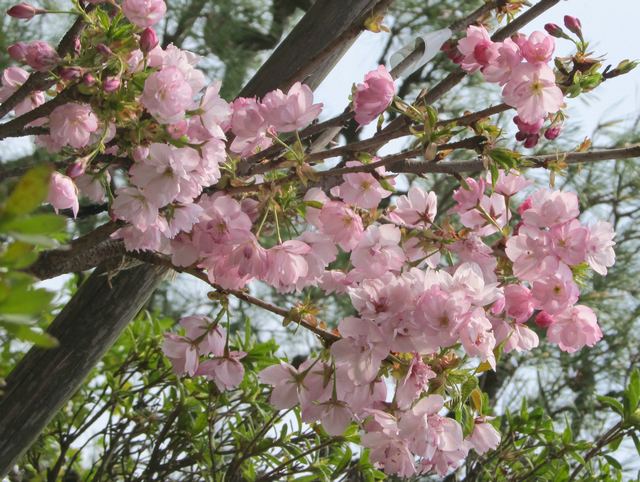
[0,287,53,315]
[489,148,520,170]
[3,165,52,217]
[9,232,60,248]
[631,432,640,455]
[626,369,640,412]
[1,213,67,235]
[603,454,622,470]
[597,395,624,415]
[0,241,37,269]
[1,322,58,348]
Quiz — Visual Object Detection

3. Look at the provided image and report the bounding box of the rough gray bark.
[0,0,392,475]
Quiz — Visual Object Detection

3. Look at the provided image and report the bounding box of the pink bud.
[544,23,565,38]
[515,131,527,142]
[523,134,539,149]
[59,66,82,81]
[103,76,121,92]
[24,40,59,71]
[7,2,42,19]
[140,27,158,53]
[7,42,28,62]
[66,161,85,178]
[73,36,81,55]
[82,73,95,86]
[441,40,464,64]
[517,197,533,216]
[563,15,582,36]
[96,43,113,57]
[544,125,562,140]
[535,311,555,329]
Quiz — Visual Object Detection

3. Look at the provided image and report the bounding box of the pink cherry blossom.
[457,25,499,73]
[258,361,305,409]
[585,221,616,275]
[230,97,271,156]
[549,219,588,266]
[395,354,436,409]
[260,81,322,132]
[335,161,392,209]
[502,63,564,124]
[467,418,501,454]
[112,186,159,230]
[318,200,364,251]
[227,235,269,279]
[393,186,438,227]
[521,189,580,228]
[162,333,199,376]
[197,351,246,391]
[196,82,231,139]
[353,65,395,125]
[519,31,555,64]
[49,103,99,149]
[330,317,389,385]
[547,305,603,353]
[531,264,580,314]
[504,284,535,323]
[264,240,311,291]
[482,38,522,85]
[494,169,532,196]
[141,66,193,124]
[459,308,497,369]
[75,172,108,203]
[452,177,486,212]
[23,40,59,71]
[0,67,44,115]
[47,172,79,217]
[122,0,167,28]
[350,224,405,278]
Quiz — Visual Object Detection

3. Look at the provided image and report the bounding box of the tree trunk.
[0,0,392,475]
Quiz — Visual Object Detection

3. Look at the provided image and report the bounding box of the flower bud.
[59,66,82,81]
[73,36,81,55]
[563,15,582,36]
[535,311,555,328]
[140,27,158,53]
[103,75,121,92]
[544,23,565,38]
[96,43,113,57]
[544,125,562,140]
[24,41,59,71]
[515,131,527,142]
[66,161,85,179]
[523,133,539,149]
[82,73,96,86]
[7,42,28,62]
[7,2,42,19]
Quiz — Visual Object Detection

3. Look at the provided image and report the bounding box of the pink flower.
[518,31,555,64]
[547,305,603,353]
[122,0,166,27]
[467,419,501,454]
[75,172,108,202]
[140,27,159,53]
[264,240,311,291]
[259,361,304,409]
[505,225,557,281]
[47,172,79,217]
[350,224,405,278]
[494,169,532,196]
[535,311,555,328]
[197,351,246,391]
[531,264,580,314]
[229,97,271,156]
[549,219,588,266]
[141,66,193,124]
[502,63,564,124]
[227,235,269,279]
[585,221,616,275]
[492,318,539,353]
[260,81,322,132]
[296,231,337,286]
[112,186,159,230]
[318,200,364,251]
[330,317,389,385]
[162,333,199,376]
[23,40,59,71]
[349,275,411,324]
[459,309,497,369]
[179,315,226,356]
[452,177,486,212]
[0,67,44,115]
[352,65,395,125]
[415,286,467,347]
[361,422,416,477]
[457,25,499,73]
[521,189,579,228]
[196,82,231,140]
[393,186,438,226]
[160,203,204,238]
[504,284,535,323]
[482,38,522,85]
[49,103,99,149]
[395,354,436,409]
[335,161,391,209]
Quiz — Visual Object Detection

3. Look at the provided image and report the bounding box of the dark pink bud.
[563,15,582,36]
[82,73,95,86]
[59,66,82,80]
[7,2,42,19]
[66,161,85,178]
[544,23,565,38]
[441,40,463,64]
[7,42,28,62]
[517,197,533,216]
[544,125,562,140]
[96,43,113,57]
[523,134,539,149]
[24,40,59,71]
[103,76,121,92]
[535,311,555,329]
[515,131,527,142]
[140,27,158,53]
[73,36,81,55]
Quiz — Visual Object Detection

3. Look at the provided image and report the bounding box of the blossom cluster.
[1,2,618,478]
[456,25,565,147]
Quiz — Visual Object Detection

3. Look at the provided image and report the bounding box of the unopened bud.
[523,133,539,149]
[544,125,562,140]
[7,2,42,19]
[515,131,527,142]
[103,75,121,92]
[7,42,28,62]
[140,27,158,53]
[563,15,582,36]
[24,40,59,71]
[59,66,82,81]
[66,161,85,178]
[73,36,81,55]
[82,73,95,86]
[441,40,463,64]
[535,311,555,328]
[544,23,565,38]
[96,43,113,57]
